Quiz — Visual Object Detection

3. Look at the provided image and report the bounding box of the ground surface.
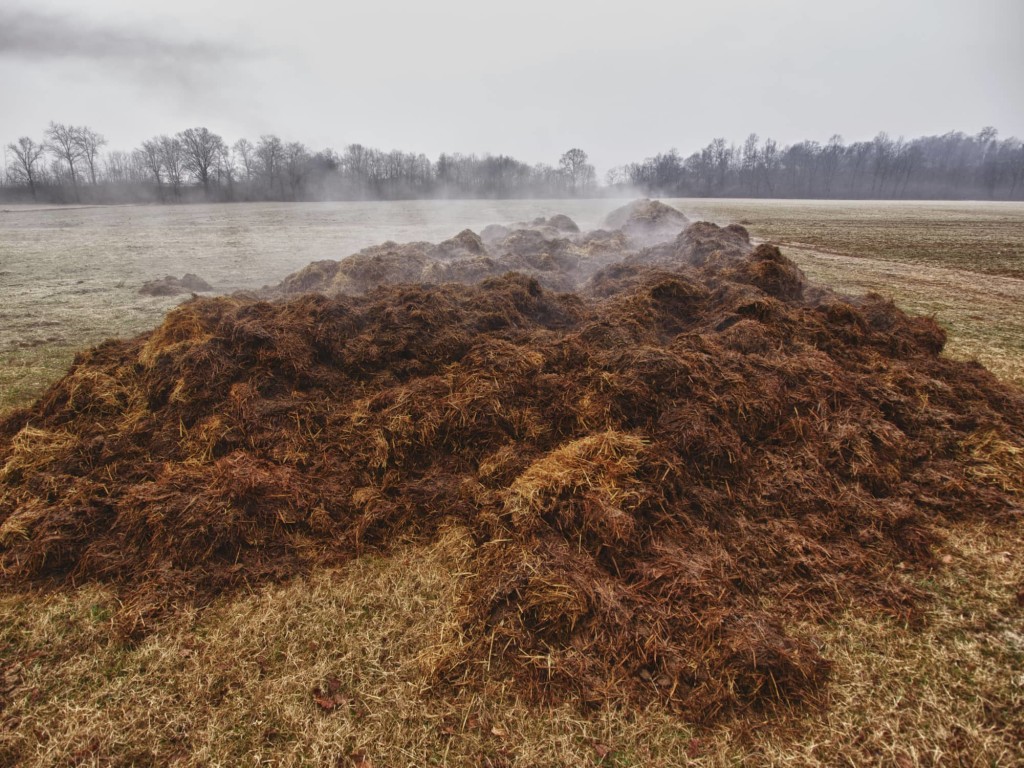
[1,200,1022,766]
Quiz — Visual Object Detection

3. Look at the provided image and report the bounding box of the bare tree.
[45,122,83,196]
[256,135,285,197]
[741,133,760,193]
[179,127,226,195]
[759,138,780,196]
[848,141,872,195]
[284,142,311,200]
[74,127,107,186]
[688,148,713,195]
[870,132,895,196]
[821,134,844,197]
[232,138,256,183]
[213,145,235,198]
[978,127,1001,197]
[136,139,164,188]
[1007,140,1024,199]
[709,138,732,193]
[103,151,138,185]
[158,135,185,198]
[558,148,595,194]
[6,137,47,198]
[977,126,999,145]
[343,143,371,184]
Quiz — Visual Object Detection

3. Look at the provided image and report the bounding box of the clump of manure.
[139,273,213,296]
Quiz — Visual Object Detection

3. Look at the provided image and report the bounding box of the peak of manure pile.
[2,214,1023,721]
[603,199,691,246]
[269,201,695,300]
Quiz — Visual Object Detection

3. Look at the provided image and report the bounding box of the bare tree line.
[611,128,1024,200]
[3,122,1022,203]
[2,122,597,203]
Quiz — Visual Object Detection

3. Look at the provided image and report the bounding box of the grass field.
[1,201,1022,766]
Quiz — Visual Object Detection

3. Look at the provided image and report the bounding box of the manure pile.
[2,201,1023,720]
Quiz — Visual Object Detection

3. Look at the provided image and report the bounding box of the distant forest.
[3,123,1023,203]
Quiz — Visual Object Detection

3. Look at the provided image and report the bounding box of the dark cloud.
[0,7,262,119]
[0,8,251,68]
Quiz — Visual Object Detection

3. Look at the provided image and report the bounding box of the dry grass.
[0,345,84,414]
[1,520,1021,766]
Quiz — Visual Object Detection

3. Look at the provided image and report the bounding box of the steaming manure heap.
[138,273,214,297]
[2,200,1022,720]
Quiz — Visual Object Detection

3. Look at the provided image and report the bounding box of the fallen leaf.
[686,738,703,758]
[326,675,342,695]
[313,677,349,712]
[313,693,336,712]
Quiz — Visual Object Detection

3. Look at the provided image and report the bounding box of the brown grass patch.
[1,519,1020,766]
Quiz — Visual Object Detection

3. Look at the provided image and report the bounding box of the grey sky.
[1,0,1022,173]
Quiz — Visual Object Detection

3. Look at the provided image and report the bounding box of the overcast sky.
[1,0,1022,173]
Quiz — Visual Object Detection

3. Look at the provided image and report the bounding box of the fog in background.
[2,0,1022,174]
